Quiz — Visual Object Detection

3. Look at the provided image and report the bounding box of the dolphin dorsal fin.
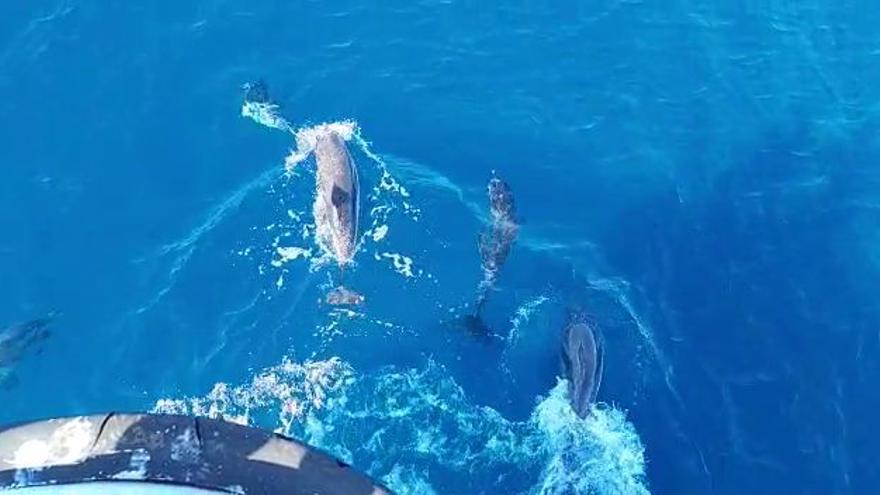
[331,185,350,207]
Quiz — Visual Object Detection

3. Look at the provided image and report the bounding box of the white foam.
[272,246,312,267]
[242,92,422,279]
[286,120,418,269]
[508,295,550,346]
[381,252,415,278]
[370,224,389,242]
[302,362,649,494]
[383,465,438,495]
[241,100,293,132]
[531,381,650,494]
[284,121,359,172]
[152,355,649,494]
[153,357,354,431]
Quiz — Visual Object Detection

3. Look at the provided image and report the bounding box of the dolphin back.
[0,318,53,385]
[561,318,603,418]
[488,176,516,221]
[474,173,519,314]
[314,131,360,264]
[0,318,52,348]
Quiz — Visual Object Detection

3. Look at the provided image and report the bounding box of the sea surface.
[1,1,878,494]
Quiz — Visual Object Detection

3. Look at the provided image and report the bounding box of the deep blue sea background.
[2,1,879,493]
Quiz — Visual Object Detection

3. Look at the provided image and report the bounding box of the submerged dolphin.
[475,173,519,312]
[0,318,53,388]
[314,130,360,267]
[561,311,604,418]
[242,79,271,103]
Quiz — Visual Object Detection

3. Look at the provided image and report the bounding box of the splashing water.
[508,295,550,346]
[148,87,657,494]
[155,356,649,494]
[241,91,422,279]
[284,120,359,172]
[241,100,292,133]
[153,357,354,434]
[382,465,438,495]
[379,252,418,278]
[324,363,650,495]
[531,382,650,495]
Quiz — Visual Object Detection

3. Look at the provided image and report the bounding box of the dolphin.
[240,80,361,298]
[242,79,271,104]
[314,130,360,267]
[561,311,604,418]
[241,81,359,264]
[475,173,519,313]
[240,80,292,132]
[0,318,53,388]
[241,82,360,264]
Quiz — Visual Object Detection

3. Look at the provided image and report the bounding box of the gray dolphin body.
[475,174,519,313]
[0,318,52,388]
[314,131,360,266]
[561,313,604,418]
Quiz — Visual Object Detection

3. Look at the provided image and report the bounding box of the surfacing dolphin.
[561,309,604,418]
[0,318,53,388]
[314,130,360,267]
[313,130,364,305]
[240,80,361,304]
[240,79,291,132]
[475,172,519,313]
[458,173,519,337]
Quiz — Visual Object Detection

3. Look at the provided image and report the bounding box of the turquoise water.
[2,1,878,493]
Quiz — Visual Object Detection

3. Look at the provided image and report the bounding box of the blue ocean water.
[2,1,879,493]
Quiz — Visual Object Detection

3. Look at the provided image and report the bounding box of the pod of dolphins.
[470,172,604,418]
[292,102,603,415]
[245,81,604,417]
[0,84,604,422]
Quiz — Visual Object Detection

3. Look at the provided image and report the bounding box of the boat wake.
[153,357,649,494]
